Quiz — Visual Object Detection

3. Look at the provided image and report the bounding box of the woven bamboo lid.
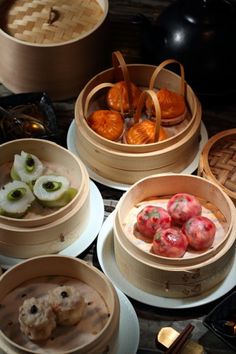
[198,129,236,203]
[0,0,104,44]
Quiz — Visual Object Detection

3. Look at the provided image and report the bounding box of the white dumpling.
[11,151,44,183]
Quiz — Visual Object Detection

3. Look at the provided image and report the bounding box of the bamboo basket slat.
[0,138,90,258]
[74,62,202,185]
[113,174,236,298]
[198,129,236,205]
[0,255,120,354]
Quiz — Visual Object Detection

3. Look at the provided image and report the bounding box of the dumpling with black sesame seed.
[18,297,56,341]
[48,285,86,326]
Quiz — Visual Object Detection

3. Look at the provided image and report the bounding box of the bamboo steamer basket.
[113,174,236,298]
[198,129,236,205]
[0,0,109,100]
[0,255,120,354]
[74,54,202,185]
[0,138,90,258]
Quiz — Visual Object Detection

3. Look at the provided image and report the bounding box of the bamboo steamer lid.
[0,0,109,100]
[0,255,120,354]
[198,129,236,205]
[113,174,236,298]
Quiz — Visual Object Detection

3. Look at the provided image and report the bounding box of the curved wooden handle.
[133,89,161,142]
[112,51,133,112]
[84,82,114,119]
[149,59,185,96]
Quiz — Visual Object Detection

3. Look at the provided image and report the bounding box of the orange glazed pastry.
[147,88,186,121]
[107,81,142,113]
[87,110,124,141]
[125,120,167,145]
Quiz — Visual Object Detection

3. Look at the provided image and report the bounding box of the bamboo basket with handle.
[0,255,120,354]
[74,52,202,185]
[198,129,236,205]
[113,174,236,298]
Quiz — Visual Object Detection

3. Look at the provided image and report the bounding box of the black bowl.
[0,92,59,143]
[203,291,236,351]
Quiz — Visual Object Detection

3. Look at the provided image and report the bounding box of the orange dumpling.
[146,88,186,120]
[87,110,124,141]
[125,120,167,145]
[107,81,142,113]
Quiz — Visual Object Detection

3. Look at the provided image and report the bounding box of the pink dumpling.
[152,227,189,258]
[136,205,171,239]
[182,215,216,251]
[167,193,202,225]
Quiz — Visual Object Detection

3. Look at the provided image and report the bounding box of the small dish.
[0,92,58,142]
[203,291,236,351]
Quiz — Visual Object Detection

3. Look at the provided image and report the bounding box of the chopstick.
[164,323,194,354]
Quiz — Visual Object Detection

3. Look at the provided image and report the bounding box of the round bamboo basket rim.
[75,108,201,159]
[0,254,119,354]
[114,173,235,269]
[0,138,89,227]
[0,0,108,48]
[199,128,236,200]
[75,64,199,152]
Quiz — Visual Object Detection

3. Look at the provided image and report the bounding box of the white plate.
[0,181,104,269]
[116,287,140,354]
[97,212,236,309]
[67,120,208,191]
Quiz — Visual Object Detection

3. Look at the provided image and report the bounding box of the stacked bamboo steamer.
[74,52,202,185]
[0,255,120,354]
[0,0,109,100]
[198,129,236,205]
[0,138,90,258]
[113,174,236,298]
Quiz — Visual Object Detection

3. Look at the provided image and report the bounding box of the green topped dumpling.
[33,175,77,208]
[0,180,35,218]
[11,151,44,184]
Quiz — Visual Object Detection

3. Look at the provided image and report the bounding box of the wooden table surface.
[0,1,236,353]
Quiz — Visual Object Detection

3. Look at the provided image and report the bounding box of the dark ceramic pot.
[138,0,236,97]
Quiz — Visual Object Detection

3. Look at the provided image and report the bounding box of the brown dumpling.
[146,88,186,120]
[125,120,167,145]
[87,109,124,141]
[107,81,142,113]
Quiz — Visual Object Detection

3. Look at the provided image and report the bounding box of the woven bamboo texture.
[1,0,104,44]
[208,137,236,192]
[198,129,236,204]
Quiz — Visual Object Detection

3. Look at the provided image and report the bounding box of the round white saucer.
[97,212,236,309]
[67,120,208,191]
[0,181,104,269]
[116,287,140,354]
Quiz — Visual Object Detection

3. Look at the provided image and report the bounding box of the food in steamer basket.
[48,285,86,326]
[182,215,216,251]
[106,80,142,113]
[18,285,86,341]
[133,193,217,258]
[0,150,78,217]
[135,205,171,240]
[152,227,189,258]
[19,297,57,341]
[167,193,202,225]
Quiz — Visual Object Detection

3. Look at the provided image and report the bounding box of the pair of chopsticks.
[165,323,194,354]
